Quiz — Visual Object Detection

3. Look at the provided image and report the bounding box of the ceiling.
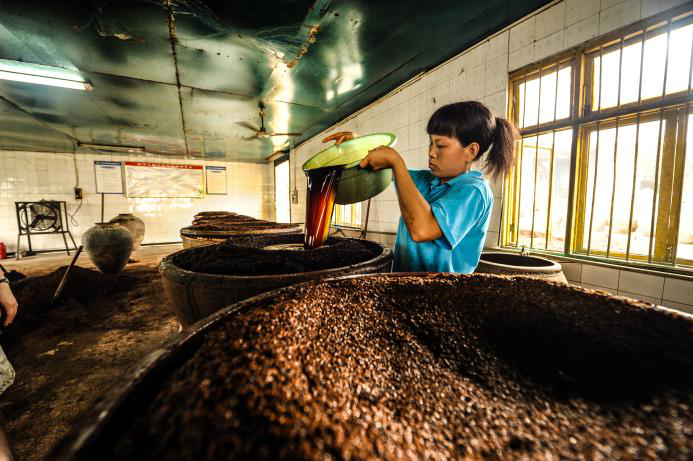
[0,0,549,162]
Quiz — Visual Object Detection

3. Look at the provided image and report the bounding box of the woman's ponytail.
[484,117,519,181]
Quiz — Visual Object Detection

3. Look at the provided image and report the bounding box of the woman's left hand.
[0,283,18,327]
[360,146,401,170]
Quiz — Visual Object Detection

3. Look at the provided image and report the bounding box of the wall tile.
[617,290,660,305]
[565,0,601,25]
[535,2,566,40]
[662,277,693,305]
[489,198,502,233]
[509,17,536,52]
[484,54,509,96]
[534,29,566,61]
[467,65,487,99]
[485,91,508,117]
[565,14,599,49]
[561,262,582,282]
[642,0,689,17]
[1,151,270,251]
[581,282,617,295]
[467,42,489,69]
[601,0,625,9]
[488,31,510,59]
[617,271,664,298]
[509,43,535,71]
[581,264,620,288]
[484,230,500,248]
[599,0,642,35]
[659,299,693,315]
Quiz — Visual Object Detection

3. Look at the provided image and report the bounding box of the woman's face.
[428,134,478,182]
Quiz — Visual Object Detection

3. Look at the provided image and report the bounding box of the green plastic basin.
[302,133,397,205]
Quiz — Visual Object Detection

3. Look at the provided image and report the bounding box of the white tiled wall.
[0,150,270,252]
[284,0,692,313]
[560,261,693,314]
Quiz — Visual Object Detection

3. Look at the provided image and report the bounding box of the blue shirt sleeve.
[430,185,485,250]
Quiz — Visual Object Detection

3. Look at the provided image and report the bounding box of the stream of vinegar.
[304,166,343,249]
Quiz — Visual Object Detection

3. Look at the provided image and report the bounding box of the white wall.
[284,0,693,313]
[0,150,270,252]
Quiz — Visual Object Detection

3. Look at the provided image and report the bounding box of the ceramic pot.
[82,223,133,275]
[109,214,145,251]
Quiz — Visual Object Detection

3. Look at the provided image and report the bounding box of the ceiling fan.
[238,102,302,139]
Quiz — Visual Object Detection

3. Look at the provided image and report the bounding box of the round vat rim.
[160,237,393,287]
[51,272,692,460]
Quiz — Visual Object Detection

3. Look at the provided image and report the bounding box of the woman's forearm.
[391,157,442,242]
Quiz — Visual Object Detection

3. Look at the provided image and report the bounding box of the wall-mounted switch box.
[291,189,299,204]
[74,187,83,200]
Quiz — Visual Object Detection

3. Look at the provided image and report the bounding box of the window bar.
[625,113,641,260]
[616,38,625,108]
[606,39,626,258]
[587,46,605,255]
[661,18,672,98]
[670,104,690,265]
[515,74,529,248]
[637,27,646,104]
[530,136,540,250]
[688,23,693,96]
[647,109,665,264]
[545,65,561,251]
[587,121,600,256]
[606,116,620,258]
[529,68,544,249]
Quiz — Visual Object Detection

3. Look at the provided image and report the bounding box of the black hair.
[426,101,519,180]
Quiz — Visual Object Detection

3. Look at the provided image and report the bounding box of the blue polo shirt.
[393,169,493,273]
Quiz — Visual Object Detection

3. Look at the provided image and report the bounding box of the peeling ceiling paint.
[0,0,549,162]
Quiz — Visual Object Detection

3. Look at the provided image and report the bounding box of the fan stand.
[15,201,78,260]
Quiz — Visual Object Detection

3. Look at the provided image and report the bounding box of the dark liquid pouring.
[304,166,343,249]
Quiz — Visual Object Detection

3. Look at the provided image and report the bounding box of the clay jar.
[109,213,145,251]
[475,252,568,284]
[82,223,133,275]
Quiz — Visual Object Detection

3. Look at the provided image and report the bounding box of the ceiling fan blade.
[236,121,260,132]
[267,132,302,137]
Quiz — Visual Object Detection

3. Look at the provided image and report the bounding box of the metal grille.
[504,9,693,270]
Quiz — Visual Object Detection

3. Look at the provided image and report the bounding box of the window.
[504,9,693,271]
[332,202,362,228]
[274,157,291,223]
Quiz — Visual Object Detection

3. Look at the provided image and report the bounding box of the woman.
[324,101,518,273]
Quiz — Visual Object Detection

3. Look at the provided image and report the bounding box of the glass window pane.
[666,24,693,94]
[531,133,554,248]
[274,160,290,223]
[609,124,638,255]
[547,129,572,251]
[538,71,558,124]
[641,33,668,100]
[555,66,571,120]
[582,126,616,252]
[626,119,664,257]
[518,136,537,248]
[522,78,540,127]
[598,49,621,109]
[619,41,643,105]
[677,112,693,262]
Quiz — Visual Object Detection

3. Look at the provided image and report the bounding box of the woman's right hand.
[322,131,357,146]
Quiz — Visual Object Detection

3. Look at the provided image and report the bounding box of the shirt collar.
[429,170,482,188]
